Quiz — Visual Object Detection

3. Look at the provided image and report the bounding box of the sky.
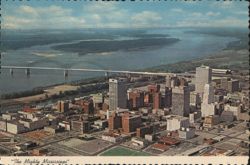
[1,0,248,29]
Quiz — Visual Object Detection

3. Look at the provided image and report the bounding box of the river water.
[0,28,237,95]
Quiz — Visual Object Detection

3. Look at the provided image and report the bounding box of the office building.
[220,111,234,122]
[148,84,160,93]
[172,86,190,117]
[180,77,188,87]
[153,92,161,110]
[136,125,153,138]
[203,115,220,128]
[164,87,172,108]
[108,112,122,131]
[109,78,127,111]
[201,84,217,117]
[122,113,141,134]
[91,93,104,104]
[81,99,94,115]
[203,84,214,104]
[190,91,201,107]
[195,65,212,94]
[71,120,90,133]
[178,127,195,139]
[220,77,229,90]
[165,75,172,88]
[228,80,240,93]
[127,89,144,109]
[166,115,190,131]
[57,101,69,113]
[170,76,180,87]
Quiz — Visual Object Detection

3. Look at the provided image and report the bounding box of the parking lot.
[51,138,113,155]
[161,141,197,156]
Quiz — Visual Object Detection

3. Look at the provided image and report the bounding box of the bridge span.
[1,65,177,77]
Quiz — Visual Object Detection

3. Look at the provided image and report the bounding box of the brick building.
[122,113,142,134]
[153,92,161,110]
[57,101,69,113]
[108,112,122,131]
[128,89,144,110]
[71,120,91,133]
[136,125,153,138]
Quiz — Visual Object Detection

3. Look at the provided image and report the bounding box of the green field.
[100,146,151,156]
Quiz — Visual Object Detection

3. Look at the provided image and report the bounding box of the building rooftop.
[103,132,120,138]
[22,108,38,113]
[165,115,188,121]
[158,136,180,145]
[152,143,169,151]
[198,65,210,69]
[176,145,210,156]
[7,120,21,125]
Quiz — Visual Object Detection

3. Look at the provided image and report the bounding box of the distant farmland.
[100,146,151,156]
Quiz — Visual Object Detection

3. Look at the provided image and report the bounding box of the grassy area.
[100,146,151,156]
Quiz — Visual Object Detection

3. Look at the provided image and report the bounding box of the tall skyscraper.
[172,86,190,117]
[164,87,172,108]
[201,83,217,117]
[195,65,212,94]
[203,84,214,104]
[109,78,127,111]
[165,75,172,88]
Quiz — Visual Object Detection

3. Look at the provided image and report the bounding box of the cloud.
[234,11,248,15]
[84,2,117,13]
[131,11,162,27]
[2,2,247,29]
[2,3,130,29]
[18,5,38,16]
[2,5,86,29]
[171,8,184,13]
[176,20,209,28]
[211,17,248,27]
[191,12,202,17]
[210,1,234,9]
[206,12,220,17]
[3,16,34,29]
[175,16,247,28]
[17,5,72,18]
[3,3,165,29]
[82,2,129,28]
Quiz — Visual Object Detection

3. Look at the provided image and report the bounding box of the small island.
[51,37,180,55]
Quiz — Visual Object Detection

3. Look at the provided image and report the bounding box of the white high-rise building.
[201,83,217,117]
[195,65,212,95]
[203,84,214,104]
[109,78,127,111]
